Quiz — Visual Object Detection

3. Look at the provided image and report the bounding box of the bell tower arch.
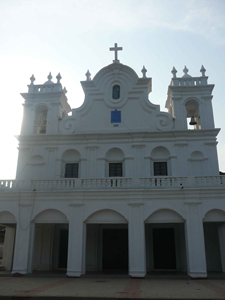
[166,65,215,130]
[20,72,71,135]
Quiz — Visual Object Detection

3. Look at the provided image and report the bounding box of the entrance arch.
[32,209,69,272]
[145,209,187,272]
[0,211,16,271]
[203,209,225,272]
[86,209,127,224]
[85,209,128,273]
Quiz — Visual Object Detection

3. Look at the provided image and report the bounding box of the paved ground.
[0,273,225,299]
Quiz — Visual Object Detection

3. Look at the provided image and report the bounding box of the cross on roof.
[110,43,123,63]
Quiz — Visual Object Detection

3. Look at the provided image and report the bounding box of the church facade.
[1,44,225,278]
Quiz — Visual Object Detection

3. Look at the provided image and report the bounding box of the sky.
[0,0,225,179]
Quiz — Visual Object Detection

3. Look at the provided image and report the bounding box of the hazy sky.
[1,0,225,179]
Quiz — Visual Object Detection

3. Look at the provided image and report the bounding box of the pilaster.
[128,202,146,278]
[46,147,58,179]
[175,142,188,177]
[132,144,145,178]
[184,201,207,278]
[86,146,98,178]
[204,141,219,175]
[20,103,34,135]
[12,205,35,274]
[67,203,85,277]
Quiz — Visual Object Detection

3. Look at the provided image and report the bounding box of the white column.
[46,147,58,179]
[80,158,87,178]
[66,203,84,277]
[124,157,134,178]
[132,144,145,178]
[12,206,35,274]
[204,142,219,175]
[2,227,15,270]
[175,143,188,177]
[202,96,215,129]
[48,103,60,134]
[218,225,225,272]
[185,201,207,278]
[170,155,178,177]
[143,157,150,177]
[172,97,187,130]
[55,159,62,179]
[86,146,98,178]
[128,203,146,277]
[16,147,30,180]
[20,103,34,135]
[96,158,105,177]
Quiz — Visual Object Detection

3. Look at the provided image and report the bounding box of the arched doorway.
[85,209,128,273]
[145,209,187,272]
[32,209,68,272]
[0,211,16,271]
[203,209,225,273]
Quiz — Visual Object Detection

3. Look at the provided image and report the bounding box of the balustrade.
[0,176,225,192]
[81,178,132,188]
[195,176,225,187]
[0,180,24,190]
[33,179,76,190]
[140,177,187,188]
[172,77,208,87]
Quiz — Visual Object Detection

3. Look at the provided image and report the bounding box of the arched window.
[185,100,201,129]
[151,146,171,176]
[105,148,125,177]
[34,105,48,134]
[62,149,81,178]
[112,85,120,100]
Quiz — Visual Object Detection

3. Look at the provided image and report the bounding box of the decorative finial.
[200,65,206,77]
[30,74,35,85]
[56,73,62,83]
[171,67,177,78]
[183,66,189,76]
[85,70,91,81]
[109,43,123,63]
[141,66,147,78]
[63,87,67,94]
[47,72,52,81]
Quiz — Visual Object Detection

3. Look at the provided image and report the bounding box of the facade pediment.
[60,62,174,134]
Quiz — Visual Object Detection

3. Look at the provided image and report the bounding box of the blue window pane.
[111,110,121,123]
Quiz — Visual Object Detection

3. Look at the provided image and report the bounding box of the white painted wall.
[0,60,224,279]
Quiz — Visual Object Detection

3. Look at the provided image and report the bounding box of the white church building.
[0,44,225,278]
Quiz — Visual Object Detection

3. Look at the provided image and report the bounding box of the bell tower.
[166,66,215,130]
[20,72,71,135]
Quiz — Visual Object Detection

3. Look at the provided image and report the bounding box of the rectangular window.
[109,163,123,177]
[65,163,79,178]
[154,162,168,176]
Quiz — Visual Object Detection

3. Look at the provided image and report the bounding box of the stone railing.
[140,177,187,188]
[28,84,63,94]
[1,176,225,192]
[195,176,225,187]
[81,178,132,188]
[0,180,24,190]
[32,179,76,190]
[171,77,208,87]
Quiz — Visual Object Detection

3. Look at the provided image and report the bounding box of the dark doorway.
[102,229,128,270]
[153,228,176,269]
[58,229,68,268]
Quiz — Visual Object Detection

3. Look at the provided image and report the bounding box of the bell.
[189,116,197,126]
